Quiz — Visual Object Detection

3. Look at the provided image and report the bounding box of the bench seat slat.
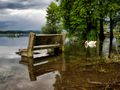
[33,44,60,50]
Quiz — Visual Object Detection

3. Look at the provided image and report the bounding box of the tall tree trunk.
[108,36,113,58]
[85,11,91,40]
[99,40,104,56]
[108,15,113,58]
[99,1,105,41]
[99,14,105,41]
[110,17,113,39]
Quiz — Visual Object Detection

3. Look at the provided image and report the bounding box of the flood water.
[0,36,120,90]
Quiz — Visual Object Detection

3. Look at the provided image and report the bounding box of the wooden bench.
[16,32,65,57]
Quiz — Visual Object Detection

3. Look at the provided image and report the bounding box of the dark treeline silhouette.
[0,30,40,34]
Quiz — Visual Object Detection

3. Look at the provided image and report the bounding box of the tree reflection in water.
[19,37,120,90]
[101,37,120,59]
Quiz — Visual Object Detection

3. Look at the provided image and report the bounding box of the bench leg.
[61,45,64,52]
[19,56,29,64]
[28,57,37,81]
[59,45,64,53]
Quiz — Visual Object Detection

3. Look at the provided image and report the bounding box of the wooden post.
[27,32,35,57]
[19,56,29,65]
[60,34,66,52]
[28,57,37,81]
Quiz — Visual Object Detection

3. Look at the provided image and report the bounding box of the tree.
[57,0,120,40]
[59,0,75,33]
[59,0,98,39]
[41,2,61,34]
[107,0,120,39]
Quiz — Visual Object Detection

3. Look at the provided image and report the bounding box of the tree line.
[41,0,120,41]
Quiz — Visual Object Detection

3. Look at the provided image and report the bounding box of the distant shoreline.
[0,30,40,34]
[0,30,40,37]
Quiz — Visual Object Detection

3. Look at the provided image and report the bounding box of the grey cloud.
[0,0,55,10]
[0,21,17,29]
[0,19,44,30]
[0,10,10,14]
[0,0,54,30]
[0,2,26,9]
[0,22,24,30]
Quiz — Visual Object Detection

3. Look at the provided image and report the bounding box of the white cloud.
[0,0,55,30]
[0,0,9,2]
[10,9,47,23]
[0,9,47,30]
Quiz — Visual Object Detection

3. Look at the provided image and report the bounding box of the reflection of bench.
[16,32,65,57]
[19,53,65,81]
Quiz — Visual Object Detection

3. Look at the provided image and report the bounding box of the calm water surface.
[0,36,120,90]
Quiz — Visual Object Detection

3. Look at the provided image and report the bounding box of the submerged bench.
[16,32,65,57]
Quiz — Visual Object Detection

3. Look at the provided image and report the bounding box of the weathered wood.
[34,44,60,50]
[27,32,35,57]
[27,54,64,81]
[16,32,65,57]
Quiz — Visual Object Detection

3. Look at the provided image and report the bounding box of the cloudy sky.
[0,0,54,31]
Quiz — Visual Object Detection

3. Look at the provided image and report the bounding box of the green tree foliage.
[57,0,76,35]
[113,11,120,29]
[59,0,99,40]
[57,0,120,40]
[107,0,120,38]
[41,2,61,34]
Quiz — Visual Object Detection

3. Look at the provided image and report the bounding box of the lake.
[0,36,120,90]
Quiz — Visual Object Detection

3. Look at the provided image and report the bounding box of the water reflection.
[101,37,120,58]
[19,52,120,90]
[0,36,119,90]
[0,36,28,46]
[20,54,65,81]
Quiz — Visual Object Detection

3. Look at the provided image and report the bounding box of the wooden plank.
[36,34,62,36]
[35,35,62,45]
[27,32,35,57]
[33,44,60,50]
